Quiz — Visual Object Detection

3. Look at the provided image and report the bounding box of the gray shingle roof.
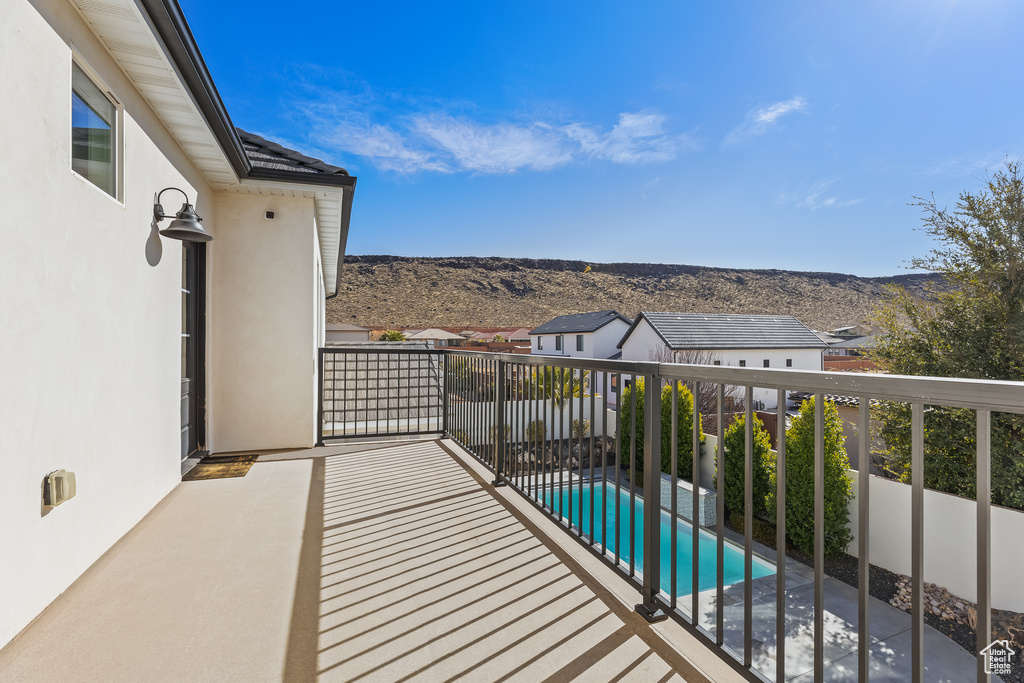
[622,312,827,350]
[237,128,349,176]
[530,310,631,335]
[829,334,879,350]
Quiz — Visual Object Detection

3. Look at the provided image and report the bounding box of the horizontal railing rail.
[318,344,1019,682]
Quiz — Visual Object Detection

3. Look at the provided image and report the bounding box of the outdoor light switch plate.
[44,469,76,507]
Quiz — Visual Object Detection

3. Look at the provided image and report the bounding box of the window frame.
[576,334,584,352]
[786,358,793,368]
[537,336,543,350]
[555,335,563,351]
[70,52,123,202]
[739,360,746,367]
[763,359,770,368]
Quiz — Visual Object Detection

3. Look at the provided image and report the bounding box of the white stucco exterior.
[0,0,345,649]
[619,318,822,409]
[531,318,629,359]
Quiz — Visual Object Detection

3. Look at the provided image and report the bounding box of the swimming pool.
[543,480,774,596]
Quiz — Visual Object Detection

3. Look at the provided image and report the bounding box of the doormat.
[183,454,258,481]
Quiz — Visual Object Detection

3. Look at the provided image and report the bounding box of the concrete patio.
[0,439,740,683]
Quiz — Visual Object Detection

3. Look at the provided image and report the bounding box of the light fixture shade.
[158,202,212,242]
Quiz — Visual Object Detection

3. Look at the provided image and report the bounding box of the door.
[181,242,206,463]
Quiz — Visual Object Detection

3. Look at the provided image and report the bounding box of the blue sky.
[180,0,1024,276]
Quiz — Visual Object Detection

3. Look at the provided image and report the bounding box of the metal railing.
[317,346,444,442]
[318,346,1023,682]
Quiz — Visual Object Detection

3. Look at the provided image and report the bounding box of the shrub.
[716,413,774,519]
[489,424,511,441]
[619,378,703,479]
[526,419,546,442]
[571,419,590,439]
[379,330,406,341]
[767,396,853,557]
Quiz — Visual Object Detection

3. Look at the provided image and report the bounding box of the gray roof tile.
[236,128,349,176]
[530,310,631,335]
[624,312,827,350]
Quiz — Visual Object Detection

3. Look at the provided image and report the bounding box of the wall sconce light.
[153,187,212,242]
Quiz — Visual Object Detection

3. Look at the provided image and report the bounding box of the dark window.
[786,358,793,367]
[763,359,770,368]
[537,336,543,350]
[576,334,584,351]
[556,335,563,351]
[713,360,721,366]
[739,360,746,367]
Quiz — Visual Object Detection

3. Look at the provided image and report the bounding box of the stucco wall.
[847,473,1024,612]
[208,192,318,453]
[0,0,214,648]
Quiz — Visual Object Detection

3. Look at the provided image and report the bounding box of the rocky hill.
[328,255,945,331]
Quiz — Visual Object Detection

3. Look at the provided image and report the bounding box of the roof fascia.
[616,312,671,349]
[137,0,250,179]
[330,184,356,297]
[138,0,357,191]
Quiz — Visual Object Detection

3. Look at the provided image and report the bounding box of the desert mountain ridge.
[328,255,945,331]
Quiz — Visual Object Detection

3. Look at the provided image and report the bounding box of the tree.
[870,162,1024,510]
[528,367,589,407]
[492,334,506,342]
[767,396,853,557]
[619,378,703,479]
[716,413,774,519]
[647,345,743,417]
[379,330,406,341]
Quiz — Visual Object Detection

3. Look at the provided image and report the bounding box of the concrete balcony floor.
[0,439,740,683]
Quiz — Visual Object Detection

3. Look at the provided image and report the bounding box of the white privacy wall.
[846,472,1024,612]
[0,0,213,649]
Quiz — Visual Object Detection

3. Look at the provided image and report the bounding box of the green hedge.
[767,396,853,557]
[619,378,703,479]
[716,413,774,520]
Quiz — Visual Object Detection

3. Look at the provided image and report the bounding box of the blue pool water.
[543,480,774,596]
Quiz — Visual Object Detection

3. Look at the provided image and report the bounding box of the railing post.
[493,357,507,486]
[636,371,667,622]
[316,347,325,447]
[441,353,449,437]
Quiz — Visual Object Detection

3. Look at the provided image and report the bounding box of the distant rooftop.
[622,312,827,350]
[530,310,631,335]
[237,129,349,176]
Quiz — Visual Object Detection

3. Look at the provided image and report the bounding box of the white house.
[617,312,827,409]
[529,310,632,359]
[1,0,355,651]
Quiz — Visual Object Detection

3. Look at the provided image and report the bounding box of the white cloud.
[565,111,696,164]
[291,81,693,174]
[923,151,1014,177]
[412,116,572,173]
[780,180,864,211]
[723,97,807,147]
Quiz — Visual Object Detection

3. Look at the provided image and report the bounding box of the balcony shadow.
[282,439,706,682]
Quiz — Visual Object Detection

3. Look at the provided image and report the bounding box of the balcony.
[1,347,1018,682]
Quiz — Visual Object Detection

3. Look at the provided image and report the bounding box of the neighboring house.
[2,0,355,651]
[405,328,465,347]
[529,310,632,358]
[326,323,371,343]
[506,327,533,343]
[830,324,874,337]
[618,312,827,409]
